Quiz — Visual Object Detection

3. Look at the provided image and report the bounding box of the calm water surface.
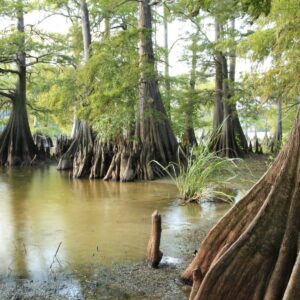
[0,166,229,280]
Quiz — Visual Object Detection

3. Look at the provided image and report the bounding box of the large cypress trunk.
[229,20,248,153]
[57,0,93,176]
[93,0,178,181]
[163,4,171,117]
[0,5,36,166]
[57,0,177,182]
[134,0,177,179]
[80,0,91,62]
[219,54,240,157]
[211,20,244,158]
[212,21,223,134]
[182,107,300,300]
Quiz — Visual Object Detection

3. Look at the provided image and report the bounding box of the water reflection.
[0,166,229,279]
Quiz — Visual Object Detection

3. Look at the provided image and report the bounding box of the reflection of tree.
[8,167,34,278]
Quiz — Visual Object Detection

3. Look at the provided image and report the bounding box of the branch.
[0,99,11,109]
[114,0,139,10]
[0,68,19,75]
[0,91,15,100]
[25,54,52,67]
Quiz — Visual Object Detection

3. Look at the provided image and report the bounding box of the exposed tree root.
[0,107,36,166]
[33,132,53,160]
[182,109,300,300]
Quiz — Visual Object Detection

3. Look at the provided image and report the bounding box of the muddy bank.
[0,216,217,300]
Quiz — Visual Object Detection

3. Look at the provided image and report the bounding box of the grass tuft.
[152,140,239,203]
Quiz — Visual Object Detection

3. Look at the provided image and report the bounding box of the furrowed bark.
[184,107,300,300]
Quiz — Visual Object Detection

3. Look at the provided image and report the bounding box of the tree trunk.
[163,4,171,117]
[219,54,240,157]
[134,0,177,179]
[80,0,91,62]
[101,0,178,181]
[57,0,177,182]
[57,1,93,175]
[229,19,248,153]
[211,20,246,157]
[212,49,240,157]
[33,133,53,160]
[0,4,36,166]
[183,106,300,300]
[212,21,223,134]
[57,120,94,178]
[272,98,283,152]
[104,15,110,38]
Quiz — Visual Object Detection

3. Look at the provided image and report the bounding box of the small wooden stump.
[147,210,163,268]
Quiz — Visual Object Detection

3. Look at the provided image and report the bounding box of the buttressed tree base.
[183,107,300,300]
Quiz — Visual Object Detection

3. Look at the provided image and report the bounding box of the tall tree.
[80,0,92,62]
[57,0,94,177]
[272,97,282,152]
[0,1,36,165]
[133,0,177,179]
[211,18,245,157]
[229,19,249,153]
[163,3,171,117]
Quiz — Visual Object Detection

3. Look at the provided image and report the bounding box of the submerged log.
[147,210,163,268]
[182,108,300,300]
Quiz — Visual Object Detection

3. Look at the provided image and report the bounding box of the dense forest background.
[0,0,299,174]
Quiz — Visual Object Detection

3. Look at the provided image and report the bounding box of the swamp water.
[0,165,230,291]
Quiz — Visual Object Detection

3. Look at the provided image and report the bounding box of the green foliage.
[76,28,139,139]
[153,138,238,203]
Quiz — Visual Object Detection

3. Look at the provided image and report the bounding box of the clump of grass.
[152,141,239,203]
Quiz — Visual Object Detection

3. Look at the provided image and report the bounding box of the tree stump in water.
[147,210,163,268]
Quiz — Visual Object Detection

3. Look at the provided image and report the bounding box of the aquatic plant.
[152,140,238,203]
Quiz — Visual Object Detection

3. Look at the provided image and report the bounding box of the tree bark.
[80,0,91,62]
[211,19,246,157]
[57,0,177,182]
[134,0,177,179]
[229,22,248,153]
[212,21,223,134]
[0,3,36,166]
[57,1,93,175]
[163,4,171,117]
[272,98,283,152]
[183,106,300,300]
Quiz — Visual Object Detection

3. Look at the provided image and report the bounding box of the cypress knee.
[147,210,163,268]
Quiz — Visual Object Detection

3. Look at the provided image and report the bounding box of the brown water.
[0,166,230,280]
